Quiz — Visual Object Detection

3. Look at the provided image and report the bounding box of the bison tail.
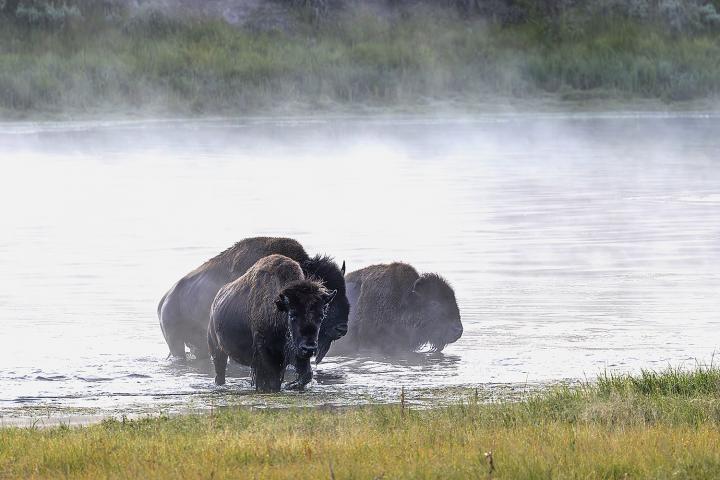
[157,292,168,319]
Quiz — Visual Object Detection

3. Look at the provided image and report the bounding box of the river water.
[1,114,719,421]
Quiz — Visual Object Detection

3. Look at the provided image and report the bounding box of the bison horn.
[275,294,290,312]
[323,289,337,305]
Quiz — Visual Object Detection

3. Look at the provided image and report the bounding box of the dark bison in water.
[208,255,336,392]
[157,237,349,362]
[337,262,463,353]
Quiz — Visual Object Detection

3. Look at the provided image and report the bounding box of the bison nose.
[299,343,317,358]
[333,323,348,338]
[449,324,463,342]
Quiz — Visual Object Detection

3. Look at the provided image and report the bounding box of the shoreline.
[1,107,720,131]
[0,382,549,429]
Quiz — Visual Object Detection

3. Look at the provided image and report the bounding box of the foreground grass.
[1,6,720,117]
[2,367,720,479]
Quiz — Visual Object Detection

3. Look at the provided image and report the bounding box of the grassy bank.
[1,4,720,118]
[2,367,720,479]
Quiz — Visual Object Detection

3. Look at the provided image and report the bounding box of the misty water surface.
[1,114,719,418]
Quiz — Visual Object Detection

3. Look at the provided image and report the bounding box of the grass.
[2,367,720,479]
[1,6,719,118]
[597,364,720,397]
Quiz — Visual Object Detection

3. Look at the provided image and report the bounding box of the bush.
[13,1,81,27]
[122,8,187,37]
[699,3,720,27]
[2,0,123,23]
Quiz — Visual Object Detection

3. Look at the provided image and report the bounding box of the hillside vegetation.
[1,0,719,116]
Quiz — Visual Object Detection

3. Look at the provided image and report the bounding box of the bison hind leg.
[159,310,187,360]
[163,329,188,360]
[188,325,211,359]
[212,352,228,386]
[208,330,228,385]
[188,342,210,360]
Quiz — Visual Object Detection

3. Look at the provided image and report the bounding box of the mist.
[3,1,720,476]
[0,114,718,418]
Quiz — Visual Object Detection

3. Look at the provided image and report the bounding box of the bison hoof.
[284,380,307,391]
[214,376,226,386]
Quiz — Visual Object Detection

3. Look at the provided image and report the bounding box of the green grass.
[2,367,720,479]
[597,364,720,397]
[1,6,719,117]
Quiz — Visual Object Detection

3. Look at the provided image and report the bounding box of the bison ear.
[409,278,424,305]
[341,261,346,275]
[275,294,289,312]
[411,277,425,294]
[408,290,422,306]
[323,289,337,305]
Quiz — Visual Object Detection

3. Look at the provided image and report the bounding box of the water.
[1,114,719,420]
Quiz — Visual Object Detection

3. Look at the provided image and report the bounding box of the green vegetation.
[597,364,720,396]
[2,367,720,479]
[0,2,719,117]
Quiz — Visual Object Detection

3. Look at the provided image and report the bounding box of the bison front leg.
[253,356,284,392]
[285,357,312,391]
[252,336,284,393]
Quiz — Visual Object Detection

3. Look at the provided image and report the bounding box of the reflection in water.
[0,114,719,418]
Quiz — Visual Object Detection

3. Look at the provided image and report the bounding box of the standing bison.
[338,262,463,353]
[208,255,335,392]
[157,237,349,362]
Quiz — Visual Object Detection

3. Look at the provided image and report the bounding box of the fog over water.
[1,114,719,418]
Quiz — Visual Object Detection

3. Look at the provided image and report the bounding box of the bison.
[208,255,335,392]
[158,237,349,363]
[337,262,463,354]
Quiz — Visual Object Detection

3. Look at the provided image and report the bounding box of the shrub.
[11,1,81,27]
[700,3,720,27]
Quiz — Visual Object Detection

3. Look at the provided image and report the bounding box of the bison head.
[276,281,337,360]
[301,257,350,363]
[408,273,463,352]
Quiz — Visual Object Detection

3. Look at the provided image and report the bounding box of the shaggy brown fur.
[207,255,334,392]
[157,237,348,361]
[336,262,463,354]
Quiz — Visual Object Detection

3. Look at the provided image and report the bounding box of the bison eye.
[426,300,440,309]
